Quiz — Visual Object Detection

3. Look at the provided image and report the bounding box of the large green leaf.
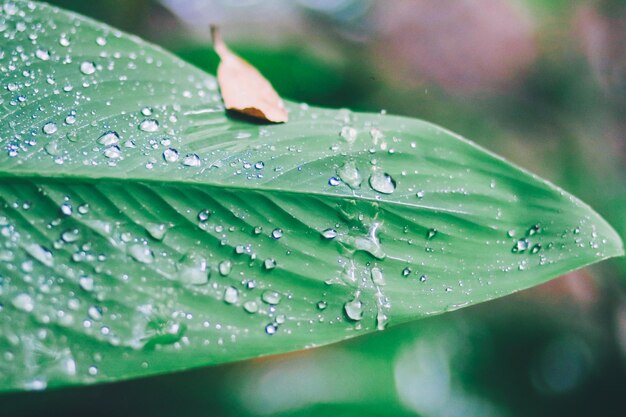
[0,0,622,391]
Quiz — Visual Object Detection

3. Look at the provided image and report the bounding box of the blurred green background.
[2,0,625,416]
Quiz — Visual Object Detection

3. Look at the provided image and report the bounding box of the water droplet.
[103,145,121,159]
[79,276,94,292]
[369,171,396,194]
[419,275,428,283]
[88,305,103,320]
[218,260,232,276]
[243,301,259,313]
[340,126,357,143]
[264,258,277,270]
[162,148,179,163]
[416,190,425,199]
[96,36,107,46]
[527,224,541,236]
[35,48,51,61]
[321,228,337,239]
[317,301,328,310]
[512,238,529,253]
[328,177,341,186]
[42,122,57,135]
[61,228,80,243]
[177,252,210,285]
[12,293,34,312]
[80,61,96,75]
[60,202,72,216]
[371,267,385,286]
[146,223,167,240]
[337,160,362,189]
[271,228,283,239]
[128,244,154,264]
[402,267,412,277]
[531,243,542,254]
[197,209,211,222]
[223,287,239,304]
[97,131,120,146]
[24,244,54,267]
[139,119,159,132]
[426,228,438,240]
[265,323,277,335]
[344,296,363,321]
[254,161,264,170]
[262,290,281,305]
[182,153,201,167]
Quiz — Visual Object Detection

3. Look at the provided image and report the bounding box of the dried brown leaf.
[211,26,288,123]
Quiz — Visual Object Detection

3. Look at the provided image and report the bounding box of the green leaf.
[0,0,622,391]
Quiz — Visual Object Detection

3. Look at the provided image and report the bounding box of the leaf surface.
[0,0,622,391]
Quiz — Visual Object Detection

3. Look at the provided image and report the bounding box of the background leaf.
[0,0,622,391]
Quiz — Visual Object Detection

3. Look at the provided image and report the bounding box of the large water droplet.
[218,260,232,276]
[145,223,168,240]
[128,244,154,264]
[369,171,396,194]
[139,119,159,132]
[79,61,96,75]
[321,228,337,239]
[344,296,363,321]
[97,131,120,146]
[42,122,57,135]
[337,160,362,189]
[223,287,239,304]
[12,293,34,312]
[176,252,210,285]
[262,290,281,305]
[162,148,179,163]
[182,153,201,167]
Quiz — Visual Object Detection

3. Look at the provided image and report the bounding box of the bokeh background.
[2,0,625,416]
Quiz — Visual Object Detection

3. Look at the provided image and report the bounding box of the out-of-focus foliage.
[1,0,624,415]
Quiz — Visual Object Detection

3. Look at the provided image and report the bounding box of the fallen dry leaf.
[211,26,288,123]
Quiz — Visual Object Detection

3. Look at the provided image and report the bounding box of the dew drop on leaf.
[139,119,159,132]
[79,61,96,75]
[369,170,396,194]
[128,244,154,264]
